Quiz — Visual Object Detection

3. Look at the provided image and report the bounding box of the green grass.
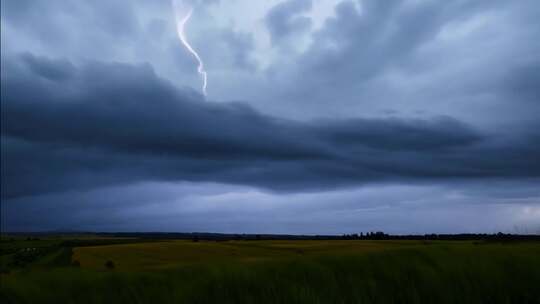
[1,240,540,303]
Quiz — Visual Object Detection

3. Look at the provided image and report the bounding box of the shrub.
[105,260,115,270]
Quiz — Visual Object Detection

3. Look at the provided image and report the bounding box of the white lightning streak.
[174,4,207,96]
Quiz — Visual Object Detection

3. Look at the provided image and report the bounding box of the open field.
[72,240,426,270]
[1,238,540,303]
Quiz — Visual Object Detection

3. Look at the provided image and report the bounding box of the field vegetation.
[1,237,539,303]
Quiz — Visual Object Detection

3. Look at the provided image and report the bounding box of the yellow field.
[72,240,425,271]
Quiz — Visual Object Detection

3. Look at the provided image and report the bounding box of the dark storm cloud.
[298,0,505,86]
[503,61,540,104]
[255,0,540,124]
[20,53,76,81]
[265,0,313,45]
[202,28,257,72]
[0,0,140,43]
[313,117,481,151]
[2,54,540,199]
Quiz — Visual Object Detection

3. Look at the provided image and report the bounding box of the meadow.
[1,237,540,303]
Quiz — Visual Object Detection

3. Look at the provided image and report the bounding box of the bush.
[105,260,115,270]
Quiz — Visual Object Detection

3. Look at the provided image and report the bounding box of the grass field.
[1,238,540,303]
[72,240,424,270]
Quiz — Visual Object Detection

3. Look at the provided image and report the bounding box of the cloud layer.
[2,54,539,200]
[1,0,539,233]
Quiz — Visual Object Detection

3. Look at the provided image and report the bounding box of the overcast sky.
[1,0,539,234]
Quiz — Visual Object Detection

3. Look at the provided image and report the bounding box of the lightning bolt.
[173,1,208,96]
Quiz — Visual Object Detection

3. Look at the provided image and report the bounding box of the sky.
[1,0,539,234]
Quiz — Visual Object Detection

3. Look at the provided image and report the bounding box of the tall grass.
[1,242,539,303]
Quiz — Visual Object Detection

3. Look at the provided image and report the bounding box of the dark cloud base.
[2,53,540,199]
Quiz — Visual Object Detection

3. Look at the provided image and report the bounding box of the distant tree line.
[3,231,539,242]
[341,232,540,241]
[341,232,390,240]
[98,231,540,241]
